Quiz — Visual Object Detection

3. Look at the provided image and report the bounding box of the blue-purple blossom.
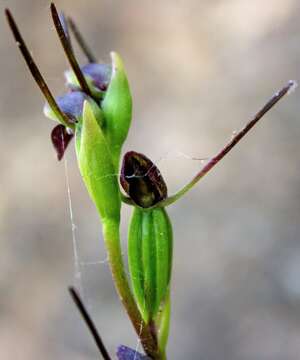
[44,91,88,123]
[116,345,151,360]
[80,63,111,91]
[65,63,112,97]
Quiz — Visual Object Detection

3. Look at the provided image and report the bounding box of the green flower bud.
[102,52,132,169]
[128,206,173,323]
[65,53,132,171]
[76,99,120,221]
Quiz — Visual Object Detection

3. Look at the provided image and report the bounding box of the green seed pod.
[101,52,132,169]
[128,206,173,323]
[76,99,120,222]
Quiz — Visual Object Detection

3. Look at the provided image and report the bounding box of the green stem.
[159,81,295,207]
[102,218,159,358]
[159,351,167,360]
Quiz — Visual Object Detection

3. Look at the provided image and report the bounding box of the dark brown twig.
[68,17,97,63]
[59,12,73,53]
[5,9,74,129]
[69,287,112,360]
[160,80,296,207]
[50,3,92,97]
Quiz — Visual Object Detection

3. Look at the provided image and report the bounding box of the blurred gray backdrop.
[1,0,300,359]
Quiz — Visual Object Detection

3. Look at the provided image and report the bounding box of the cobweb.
[63,155,83,295]
[63,155,111,300]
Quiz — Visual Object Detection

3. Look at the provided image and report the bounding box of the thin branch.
[160,80,296,207]
[59,12,73,53]
[68,17,97,63]
[5,9,74,129]
[69,287,112,360]
[50,3,92,97]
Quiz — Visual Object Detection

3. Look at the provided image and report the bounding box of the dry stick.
[5,9,74,130]
[68,17,97,63]
[59,12,73,53]
[50,3,93,97]
[161,80,296,207]
[69,287,112,360]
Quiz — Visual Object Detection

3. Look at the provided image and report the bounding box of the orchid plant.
[5,3,295,360]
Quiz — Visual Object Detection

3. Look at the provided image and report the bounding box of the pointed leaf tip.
[110,51,125,75]
[101,52,132,163]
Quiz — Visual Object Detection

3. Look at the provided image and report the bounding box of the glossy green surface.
[128,207,173,323]
[76,100,121,222]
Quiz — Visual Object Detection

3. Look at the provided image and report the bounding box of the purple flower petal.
[55,91,88,122]
[81,63,111,91]
[116,345,150,360]
[51,124,74,160]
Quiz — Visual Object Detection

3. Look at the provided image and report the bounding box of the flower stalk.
[102,218,159,357]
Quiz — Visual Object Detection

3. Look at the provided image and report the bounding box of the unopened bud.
[120,151,167,208]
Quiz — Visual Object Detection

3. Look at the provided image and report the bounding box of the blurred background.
[0,0,300,359]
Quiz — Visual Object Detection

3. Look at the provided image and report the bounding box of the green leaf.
[102,52,132,169]
[76,100,120,222]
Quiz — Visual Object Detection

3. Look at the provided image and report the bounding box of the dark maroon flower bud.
[51,124,74,160]
[116,345,151,360]
[120,151,168,208]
